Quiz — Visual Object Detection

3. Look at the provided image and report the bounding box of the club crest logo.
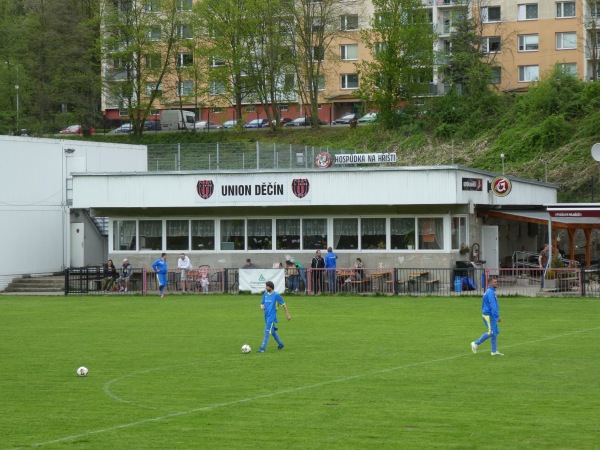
[291,179,310,199]
[315,152,332,169]
[196,180,214,200]
[491,176,512,197]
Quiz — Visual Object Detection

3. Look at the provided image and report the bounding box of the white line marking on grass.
[6,326,599,450]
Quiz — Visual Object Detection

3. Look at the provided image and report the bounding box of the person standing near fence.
[471,277,503,356]
[152,253,168,298]
[311,250,325,294]
[178,253,193,293]
[325,247,338,294]
[118,259,133,292]
[539,243,549,290]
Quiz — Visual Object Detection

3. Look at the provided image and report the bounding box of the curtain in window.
[221,220,244,236]
[390,218,414,235]
[191,220,214,236]
[167,220,189,236]
[113,220,136,250]
[303,219,326,235]
[248,219,272,236]
[276,219,300,235]
[140,220,161,236]
[361,218,386,235]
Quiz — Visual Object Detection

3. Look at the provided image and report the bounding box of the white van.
[160,110,196,130]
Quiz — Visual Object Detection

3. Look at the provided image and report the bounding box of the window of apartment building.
[491,67,501,84]
[518,34,539,51]
[246,105,255,113]
[145,53,161,70]
[211,56,226,67]
[556,32,577,50]
[556,2,575,18]
[178,80,194,96]
[482,36,501,53]
[592,3,600,18]
[306,75,325,91]
[146,82,162,97]
[144,0,160,13]
[451,217,467,250]
[282,73,295,91]
[340,14,359,31]
[518,65,539,82]
[558,63,577,76]
[374,41,387,57]
[191,220,215,251]
[340,73,359,89]
[311,17,324,33]
[209,81,225,95]
[279,104,289,111]
[147,27,161,41]
[176,0,192,11]
[247,219,272,250]
[482,6,501,22]
[176,52,193,68]
[177,24,192,39]
[517,3,538,20]
[311,46,325,61]
[340,44,358,61]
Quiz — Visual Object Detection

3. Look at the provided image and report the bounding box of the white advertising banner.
[239,268,285,294]
[334,153,397,165]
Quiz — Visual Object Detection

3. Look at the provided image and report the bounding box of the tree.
[358,0,435,129]
[585,0,600,81]
[287,0,347,128]
[102,0,183,135]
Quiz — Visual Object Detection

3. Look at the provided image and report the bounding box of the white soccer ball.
[241,344,251,354]
[77,366,88,377]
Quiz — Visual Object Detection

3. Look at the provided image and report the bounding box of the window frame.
[482,36,501,53]
[556,1,575,18]
[482,5,501,23]
[340,73,359,89]
[518,65,539,82]
[340,43,359,61]
[340,14,359,31]
[517,3,538,21]
[556,31,577,50]
[518,34,539,52]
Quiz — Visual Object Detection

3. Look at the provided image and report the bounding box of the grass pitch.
[1,294,599,449]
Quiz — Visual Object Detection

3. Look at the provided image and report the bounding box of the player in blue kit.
[152,253,168,298]
[471,277,503,356]
[257,281,291,353]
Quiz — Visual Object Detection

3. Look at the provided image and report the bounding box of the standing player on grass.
[152,253,168,298]
[471,277,504,356]
[257,281,291,353]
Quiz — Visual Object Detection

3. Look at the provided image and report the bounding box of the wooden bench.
[345,277,370,292]
[425,279,440,292]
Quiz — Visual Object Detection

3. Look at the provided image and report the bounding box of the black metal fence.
[64,266,599,297]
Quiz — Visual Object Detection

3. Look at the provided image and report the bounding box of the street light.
[15,66,19,133]
[500,153,505,174]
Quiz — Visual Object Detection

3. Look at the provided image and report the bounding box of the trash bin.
[453,261,475,291]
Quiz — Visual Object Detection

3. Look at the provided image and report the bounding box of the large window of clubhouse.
[112,216,468,253]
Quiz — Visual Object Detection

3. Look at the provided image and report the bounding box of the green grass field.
[1,294,599,450]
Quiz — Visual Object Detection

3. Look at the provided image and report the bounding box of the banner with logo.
[239,268,285,294]
[195,175,312,203]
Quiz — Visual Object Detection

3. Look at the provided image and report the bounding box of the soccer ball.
[241,344,251,354]
[77,366,88,377]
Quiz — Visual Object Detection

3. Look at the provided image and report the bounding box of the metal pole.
[256,141,259,170]
[177,143,181,171]
[216,142,219,170]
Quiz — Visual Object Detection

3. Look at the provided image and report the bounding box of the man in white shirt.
[178,253,193,292]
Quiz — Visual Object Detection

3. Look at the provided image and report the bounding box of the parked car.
[144,120,161,130]
[114,123,133,133]
[244,118,270,128]
[193,120,219,130]
[272,117,293,126]
[284,117,328,127]
[59,124,95,134]
[217,119,240,129]
[357,112,378,123]
[333,113,359,124]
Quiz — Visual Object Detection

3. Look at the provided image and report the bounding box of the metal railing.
[65,266,599,297]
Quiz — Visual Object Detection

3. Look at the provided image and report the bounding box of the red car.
[60,125,95,135]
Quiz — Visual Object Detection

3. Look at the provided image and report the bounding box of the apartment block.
[101,0,600,124]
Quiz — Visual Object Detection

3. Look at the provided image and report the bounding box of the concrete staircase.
[3,275,64,294]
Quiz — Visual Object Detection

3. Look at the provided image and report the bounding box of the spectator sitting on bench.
[346,258,365,282]
[118,258,133,292]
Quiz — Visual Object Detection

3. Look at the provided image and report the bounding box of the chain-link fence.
[147,142,361,172]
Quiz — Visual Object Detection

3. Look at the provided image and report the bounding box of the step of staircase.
[3,275,64,293]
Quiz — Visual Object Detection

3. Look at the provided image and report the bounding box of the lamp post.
[500,153,505,175]
[15,66,19,133]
